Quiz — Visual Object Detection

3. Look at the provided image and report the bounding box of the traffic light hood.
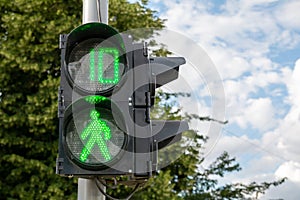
[65,22,125,58]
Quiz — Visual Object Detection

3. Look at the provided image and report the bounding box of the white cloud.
[244,98,277,131]
[263,179,300,200]
[275,0,300,31]
[157,0,300,145]
[257,59,300,163]
[275,161,300,183]
[207,46,251,79]
[287,59,300,108]
[268,59,300,162]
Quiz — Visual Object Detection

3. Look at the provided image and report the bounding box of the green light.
[98,48,120,84]
[89,47,120,85]
[64,96,127,167]
[79,109,112,162]
[85,96,107,104]
[90,49,95,81]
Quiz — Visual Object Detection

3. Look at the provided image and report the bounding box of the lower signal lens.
[64,97,126,168]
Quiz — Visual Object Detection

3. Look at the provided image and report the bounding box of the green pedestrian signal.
[63,96,127,169]
[80,109,112,162]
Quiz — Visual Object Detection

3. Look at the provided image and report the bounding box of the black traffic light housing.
[56,22,189,179]
[57,23,134,177]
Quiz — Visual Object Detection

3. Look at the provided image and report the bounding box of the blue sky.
[129,0,300,199]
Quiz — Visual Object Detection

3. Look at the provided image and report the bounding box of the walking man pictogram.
[80,109,112,162]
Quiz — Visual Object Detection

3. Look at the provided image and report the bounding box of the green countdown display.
[67,39,125,93]
[90,47,120,84]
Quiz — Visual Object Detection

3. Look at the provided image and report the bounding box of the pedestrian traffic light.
[57,22,133,176]
[56,22,189,179]
[62,95,128,170]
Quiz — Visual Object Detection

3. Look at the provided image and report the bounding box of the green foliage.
[0,0,79,199]
[0,0,164,199]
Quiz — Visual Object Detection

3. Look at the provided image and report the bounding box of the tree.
[0,0,163,199]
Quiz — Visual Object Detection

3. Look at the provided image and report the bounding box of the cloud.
[287,59,300,107]
[205,134,260,158]
[243,98,277,131]
[270,59,300,162]
[275,161,300,183]
[275,0,300,31]
[257,59,300,162]
[161,0,300,62]
[263,179,300,200]
[156,0,300,143]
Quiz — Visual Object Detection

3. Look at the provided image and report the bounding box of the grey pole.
[78,1,109,200]
[82,0,108,24]
[78,178,105,200]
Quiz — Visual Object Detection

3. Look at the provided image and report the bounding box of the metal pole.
[82,0,108,24]
[78,178,106,200]
[79,1,109,199]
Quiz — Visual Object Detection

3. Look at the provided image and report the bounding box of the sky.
[128,0,300,199]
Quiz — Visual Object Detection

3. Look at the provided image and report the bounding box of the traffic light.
[56,22,189,179]
[57,22,133,177]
